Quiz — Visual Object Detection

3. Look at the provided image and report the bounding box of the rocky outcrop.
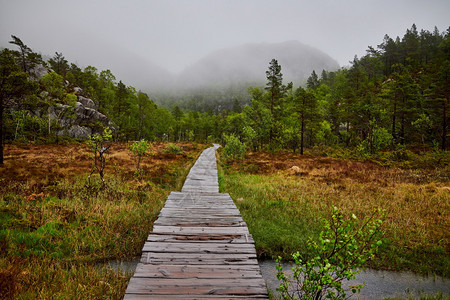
[77,95,97,109]
[23,64,113,140]
[49,88,113,139]
[29,63,50,79]
[62,125,93,140]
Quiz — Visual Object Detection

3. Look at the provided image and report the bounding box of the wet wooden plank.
[142,242,256,254]
[153,218,246,227]
[159,208,242,216]
[140,252,258,265]
[151,226,250,235]
[165,197,236,208]
[181,187,220,193]
[161,204,238,210]
[167,192,232,200]
[125,278,267,295]
[131,264,263,279]
[147,233,254,244]
[125,296,268,299]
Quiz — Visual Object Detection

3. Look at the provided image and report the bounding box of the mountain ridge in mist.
[173,41,339,90]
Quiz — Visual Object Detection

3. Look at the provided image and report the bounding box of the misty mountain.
[118,58,174,91]
[175,41,339,90]
[105,40,339,97]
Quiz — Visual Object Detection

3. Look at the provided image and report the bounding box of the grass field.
[219,150,450,278]
[0,142,204,299]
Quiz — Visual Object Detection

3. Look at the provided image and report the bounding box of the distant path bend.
[124,144,268,299]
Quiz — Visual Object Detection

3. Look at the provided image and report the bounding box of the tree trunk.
[346,121,350,146]
[300,110,305,155]
[443,95,448,151]
[48,106,51,136]
[392,93,397,146]
[442,72,448,151]
[400,111,405,145]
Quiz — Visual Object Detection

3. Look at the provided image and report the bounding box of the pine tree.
[9,35,33,74]
[0,49,34,164]
[307,70,319,89]
[265,58,284,116]
[294,87,318,154]
[264,59,291,145]
[48,52,69,76]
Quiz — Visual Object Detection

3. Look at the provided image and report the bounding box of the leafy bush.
[276,206,384,300]
[222,134,246,161]
[164,143,182,154]
[129,139,150,171]
[372,126,393,153]
[316,121,338,146]
[358,126,393,156]
[87,127,112,184]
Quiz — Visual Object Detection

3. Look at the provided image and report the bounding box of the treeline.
[0,36,219,146]
[219,24,449,154]
[1,24,449,158]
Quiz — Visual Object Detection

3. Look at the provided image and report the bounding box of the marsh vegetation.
[0,142,204,298]
[219,149,449,278]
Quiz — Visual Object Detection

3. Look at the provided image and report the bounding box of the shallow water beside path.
[259,260,450,299]
[104,258,449,298]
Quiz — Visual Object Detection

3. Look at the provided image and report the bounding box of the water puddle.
[99,258,449,298]
[259,260,450,299]
[101,257,140,274]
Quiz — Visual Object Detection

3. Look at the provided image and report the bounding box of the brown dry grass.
[0,142,201,195]
[0,142,205,298]
[224,150,450,275]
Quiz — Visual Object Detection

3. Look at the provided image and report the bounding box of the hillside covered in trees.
[224,24,449,154]
[0,24,449,162]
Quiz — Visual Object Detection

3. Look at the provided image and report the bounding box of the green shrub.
[163,143,182,154]
[87,127,112,184]
[276,206,384,300]
[372,126,393,153]
[222,134,246,161]
[129,139,150,171]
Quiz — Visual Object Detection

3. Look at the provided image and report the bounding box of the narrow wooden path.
[124,144,268,299]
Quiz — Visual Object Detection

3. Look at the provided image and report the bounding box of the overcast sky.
[1,0,449,77]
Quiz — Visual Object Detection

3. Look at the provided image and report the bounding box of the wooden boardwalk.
[124,144,268,299]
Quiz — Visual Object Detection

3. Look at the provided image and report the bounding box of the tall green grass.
[222,172,322,259]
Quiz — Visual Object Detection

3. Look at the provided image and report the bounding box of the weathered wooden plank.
[154,217,244,223]
[127,277,266,286]
[153,218,246,227]
[165,196,233,202]
[132,264,263,279]
[162,204,238,210]
[161,205,236,210]
[168,192,231,198]
[153,215,243,221]
[181,187,220,193]
[142,242,256,254]
[163,201,233,207]
[125,296,268,300]
[165,196,234,202]
[125,278,267,295]
[159,208,240,214]
[162,200,235,206]
[147,233,254,244]
[158,212,242,219]
[152,226,250,235]
[159,208,241,215]
[140,252,258,265]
